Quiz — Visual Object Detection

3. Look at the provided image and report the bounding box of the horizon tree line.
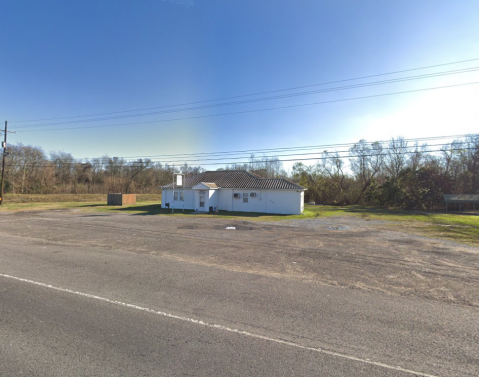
[2,135,478,210]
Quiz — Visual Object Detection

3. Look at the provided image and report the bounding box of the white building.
[161,170,306,215]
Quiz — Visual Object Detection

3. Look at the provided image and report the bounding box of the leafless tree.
[384,137,408,179]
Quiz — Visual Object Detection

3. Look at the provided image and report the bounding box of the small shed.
[443,194,479,212]
[107,193,137,206]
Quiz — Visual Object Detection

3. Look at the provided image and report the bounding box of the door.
[199,195,205,209]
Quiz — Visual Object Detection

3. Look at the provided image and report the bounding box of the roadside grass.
[3,193,159,203]
[0,194,159,212]
[1,196,477,245]
[343,206,479,246]
[0,201,102,211]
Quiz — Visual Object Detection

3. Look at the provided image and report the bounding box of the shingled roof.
[161,170,306,190]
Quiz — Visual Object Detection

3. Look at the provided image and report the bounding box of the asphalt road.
[1,211,478,376]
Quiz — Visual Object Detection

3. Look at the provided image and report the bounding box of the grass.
[4,193,159,203]
[0,194,158,213]
[326,205,479,246]
[1,195,478,246]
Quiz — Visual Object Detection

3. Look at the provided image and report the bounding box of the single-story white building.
[160,170,306,215]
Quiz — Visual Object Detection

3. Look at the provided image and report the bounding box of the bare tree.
[349,140,384,202]
[384,137,408,179]
[319,151,349,204]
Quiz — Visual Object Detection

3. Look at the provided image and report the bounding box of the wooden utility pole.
[0,121,8,205]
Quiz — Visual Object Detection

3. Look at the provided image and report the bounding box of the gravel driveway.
[1,210,478,307]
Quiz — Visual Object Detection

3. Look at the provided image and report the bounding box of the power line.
[5,147,476,170]
[10,57,479,124]
[6,134,475,163]
[75,142,467,165]
[5,143,476,169]
[12,66,479,129]
[77,134,476,160]
[13,81,479,133]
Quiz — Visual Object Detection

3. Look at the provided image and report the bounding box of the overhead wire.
[5,148,477,169]
[12,81,479,133]
[11,66,479,129]
[72,134,476,160]
[4,134,474,162]
[5,142,476,169]
[10,57,479,124]
[5,135,476,165]
[70,142,469,165]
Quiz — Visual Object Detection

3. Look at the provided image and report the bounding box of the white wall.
[218,189,234,211]
[193,189,219,211]
[217,189,303,215]
[265,190,303,215]
[209,190,219,210]
[162,188,305,214]
[233,189,266,213]
[161,189,194,210]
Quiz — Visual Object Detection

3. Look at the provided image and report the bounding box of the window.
[173,192,178,201]
[179,192,184,201]
[243,193,248,203]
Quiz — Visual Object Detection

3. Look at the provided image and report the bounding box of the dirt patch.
[1,211,478,307]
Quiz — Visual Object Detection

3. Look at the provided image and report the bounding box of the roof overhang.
[192,182,218,190]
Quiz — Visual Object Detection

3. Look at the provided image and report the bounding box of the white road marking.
[1,273,439,377]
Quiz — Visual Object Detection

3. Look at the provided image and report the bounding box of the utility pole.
[0,121,8,205]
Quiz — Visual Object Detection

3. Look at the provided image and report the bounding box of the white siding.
[218,189,234,211]
[265,190,303,214]
[193,189,219,211]
[161,189,195,210]
[162,188,304,215]
[209,190,219,210]
[230,189,266,213]
[218,189,303,215]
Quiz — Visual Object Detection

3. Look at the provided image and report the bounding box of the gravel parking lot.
[1,210,478,307]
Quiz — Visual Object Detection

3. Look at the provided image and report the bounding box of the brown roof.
[161,171,306,190]
[199,182,218,189]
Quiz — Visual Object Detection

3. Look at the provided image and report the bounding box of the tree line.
[2,147,287,196]
[291,135,479,210]
[3,135,478,210]
[3,146,203,195]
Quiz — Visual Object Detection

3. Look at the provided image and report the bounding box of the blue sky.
[1,0,478,171]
